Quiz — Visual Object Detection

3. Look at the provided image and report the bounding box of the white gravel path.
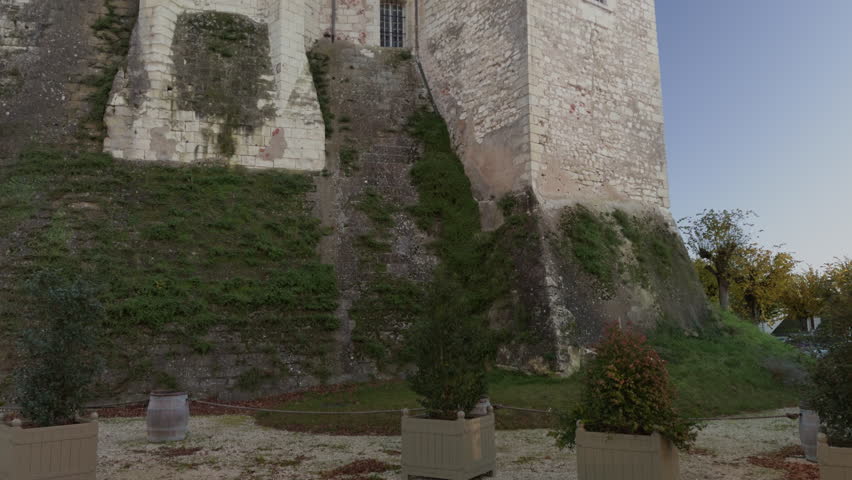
[97,409,800,479]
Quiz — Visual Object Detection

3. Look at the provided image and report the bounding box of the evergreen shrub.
[407,278,494,420]
[14,272,103,427]
[811,340,852,447]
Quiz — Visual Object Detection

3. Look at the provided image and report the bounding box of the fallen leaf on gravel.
[322,459,399,479]
[154,446,203,458]
[747,445,819,480]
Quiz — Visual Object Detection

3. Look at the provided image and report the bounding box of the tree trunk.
[718,277,730,311]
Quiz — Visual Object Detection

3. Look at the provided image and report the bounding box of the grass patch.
[259,310,806,435]
[256,369,582,435]
[0,150,338,382]
[650,309,809,418]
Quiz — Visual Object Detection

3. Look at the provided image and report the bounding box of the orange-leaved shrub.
[553,325,698,450]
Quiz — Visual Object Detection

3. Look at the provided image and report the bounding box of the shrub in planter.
[553,325,698,480]
[14,273,103,427]
[812,339,852,479]
[1,272,103,480]
[401,279,497,480]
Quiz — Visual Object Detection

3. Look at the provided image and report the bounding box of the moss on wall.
[307,51,334,138]
[84,0,135,142]
[556,205,708,337]
[172,12,276,157]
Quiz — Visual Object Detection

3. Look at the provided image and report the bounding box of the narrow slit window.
[380,0,405,48]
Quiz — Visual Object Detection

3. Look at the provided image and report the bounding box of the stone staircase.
[309,41,436,380]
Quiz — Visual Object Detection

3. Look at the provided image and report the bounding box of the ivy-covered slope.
[0,151,337,398]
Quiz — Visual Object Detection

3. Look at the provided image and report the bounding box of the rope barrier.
[493,404,553,415]
[688,413,800,422]
[1,400,148,412]
[2,397,801,423]
[493,404,800,422]
[191,399,426,416]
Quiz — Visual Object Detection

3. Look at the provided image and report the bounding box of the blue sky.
[656,0,852,269]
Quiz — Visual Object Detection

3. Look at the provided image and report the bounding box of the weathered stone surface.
[528,0,671,211]
[310,41,436,381]
[0,0,138,158]
[103,0,325,170]
[417,0,531,223]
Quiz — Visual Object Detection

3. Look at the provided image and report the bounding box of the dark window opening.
[380,0,405,48]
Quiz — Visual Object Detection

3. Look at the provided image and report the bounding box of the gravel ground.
[97,409,801,480]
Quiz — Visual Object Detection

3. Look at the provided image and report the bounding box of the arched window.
[380,0,405,48]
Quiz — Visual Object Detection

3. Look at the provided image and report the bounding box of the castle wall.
[319,0,378,46]
[304,0,320,48]
[0,0,138,157]
[104,0,325,170]
[417,0,531,216]
[526,0,670,211]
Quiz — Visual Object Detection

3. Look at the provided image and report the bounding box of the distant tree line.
[680,209,851,337]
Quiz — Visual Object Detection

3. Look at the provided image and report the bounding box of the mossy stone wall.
[172,12,276,157]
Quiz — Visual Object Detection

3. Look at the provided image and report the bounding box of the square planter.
[401,410,496,480]
[0,418,98,480]
[576,422,679,480]
[818,433,852,480]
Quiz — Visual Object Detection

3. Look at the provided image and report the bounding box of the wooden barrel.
[799,406,820,462]
[146,391,189,443]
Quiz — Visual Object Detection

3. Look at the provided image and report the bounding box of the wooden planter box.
[401,410,496,480]
[0,418,98,480]
[576,422,679,480]
[818,433,852,480]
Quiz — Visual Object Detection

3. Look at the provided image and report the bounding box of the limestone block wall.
[527,0,670,211]
[104,0,326,170]
[319,0,378,46]
[417,0,531,209]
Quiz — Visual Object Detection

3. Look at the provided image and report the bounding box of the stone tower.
[326,0,670,220]
[105,0,670,221]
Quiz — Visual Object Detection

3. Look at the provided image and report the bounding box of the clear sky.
[656,0,852,269]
